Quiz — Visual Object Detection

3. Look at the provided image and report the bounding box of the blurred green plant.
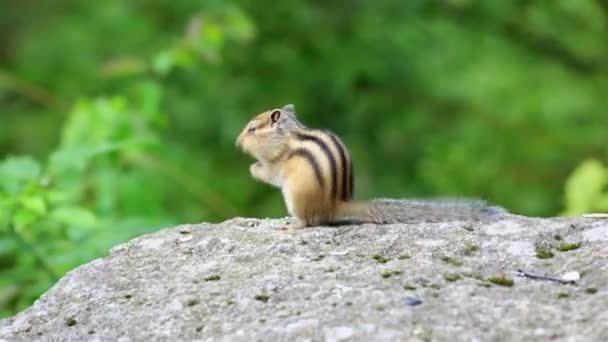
[563,159,608,215]
[0,96,170,317]
[0,3,254,317]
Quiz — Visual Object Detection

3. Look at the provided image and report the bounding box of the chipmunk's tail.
[335,198,507,224]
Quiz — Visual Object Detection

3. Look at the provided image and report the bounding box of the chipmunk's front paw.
[249,161,279,185]
[249,162,263,178]
[274,219,307,232]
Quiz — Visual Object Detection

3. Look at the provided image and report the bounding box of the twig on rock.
[515,269,576,285]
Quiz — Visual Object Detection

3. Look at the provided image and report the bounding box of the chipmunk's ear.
[271,104,302,131]
[270,110,281,124]
[281,104,296,115]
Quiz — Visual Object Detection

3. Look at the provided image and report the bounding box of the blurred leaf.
[48,143,123,173]
[224,6,255,42]
[133,80,167,127]
[0,156,41,196]
[563,159,607,215]
[12,208,39,231]
[195,19,223,63]
[99,56,147,78]
[152,50,175,76]
[50,206,97,228]
[0,237,18,255]
[0,199,14,227]
[20,196,46,216]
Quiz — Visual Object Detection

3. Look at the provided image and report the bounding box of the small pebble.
[561,271,580,282]
[402,296,423,306]
[178,235,193,243]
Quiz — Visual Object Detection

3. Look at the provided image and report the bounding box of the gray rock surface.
[1,215,607,341]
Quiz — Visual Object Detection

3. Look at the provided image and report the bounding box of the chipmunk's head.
[236,104,303,161]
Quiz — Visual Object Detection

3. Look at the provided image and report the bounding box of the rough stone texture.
[1,215,607,341]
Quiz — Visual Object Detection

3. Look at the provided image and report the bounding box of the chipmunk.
[236,104,506,229]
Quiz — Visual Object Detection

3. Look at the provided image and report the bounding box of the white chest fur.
[281,185,296,217]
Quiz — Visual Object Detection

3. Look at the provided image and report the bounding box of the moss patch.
[254,294,270,303]
[186,298,200,306]
[443,273,461,282]
[463,243,479,256]
[535,247,554,259]
[372,254,390,264]
[462,224,474,232]
[487,275,514,287]
[461,272,484,281]
[557,242,581,252]
[204,275,221,281]
[585,287,598,294]
[381,270,402,278]
[312,255,325,261]
[440,256,463,266]
[403,284,417,290]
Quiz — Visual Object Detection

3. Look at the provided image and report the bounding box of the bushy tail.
[335,198,507,224]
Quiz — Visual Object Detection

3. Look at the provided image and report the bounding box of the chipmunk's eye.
[247,125,257,132]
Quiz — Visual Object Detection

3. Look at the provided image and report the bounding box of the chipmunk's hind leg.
[280,176,330,229]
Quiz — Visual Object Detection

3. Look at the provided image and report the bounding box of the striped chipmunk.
[236,104,507,229]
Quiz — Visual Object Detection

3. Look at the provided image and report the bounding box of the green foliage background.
[1,0,607,317]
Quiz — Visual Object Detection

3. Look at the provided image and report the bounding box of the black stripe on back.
[326,131,349,201]
[288,148,325,188]
[295,132,337,202]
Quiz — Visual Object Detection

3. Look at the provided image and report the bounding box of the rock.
[1,215,607,341]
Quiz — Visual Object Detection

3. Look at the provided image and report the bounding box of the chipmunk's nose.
[235,134,243,148]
